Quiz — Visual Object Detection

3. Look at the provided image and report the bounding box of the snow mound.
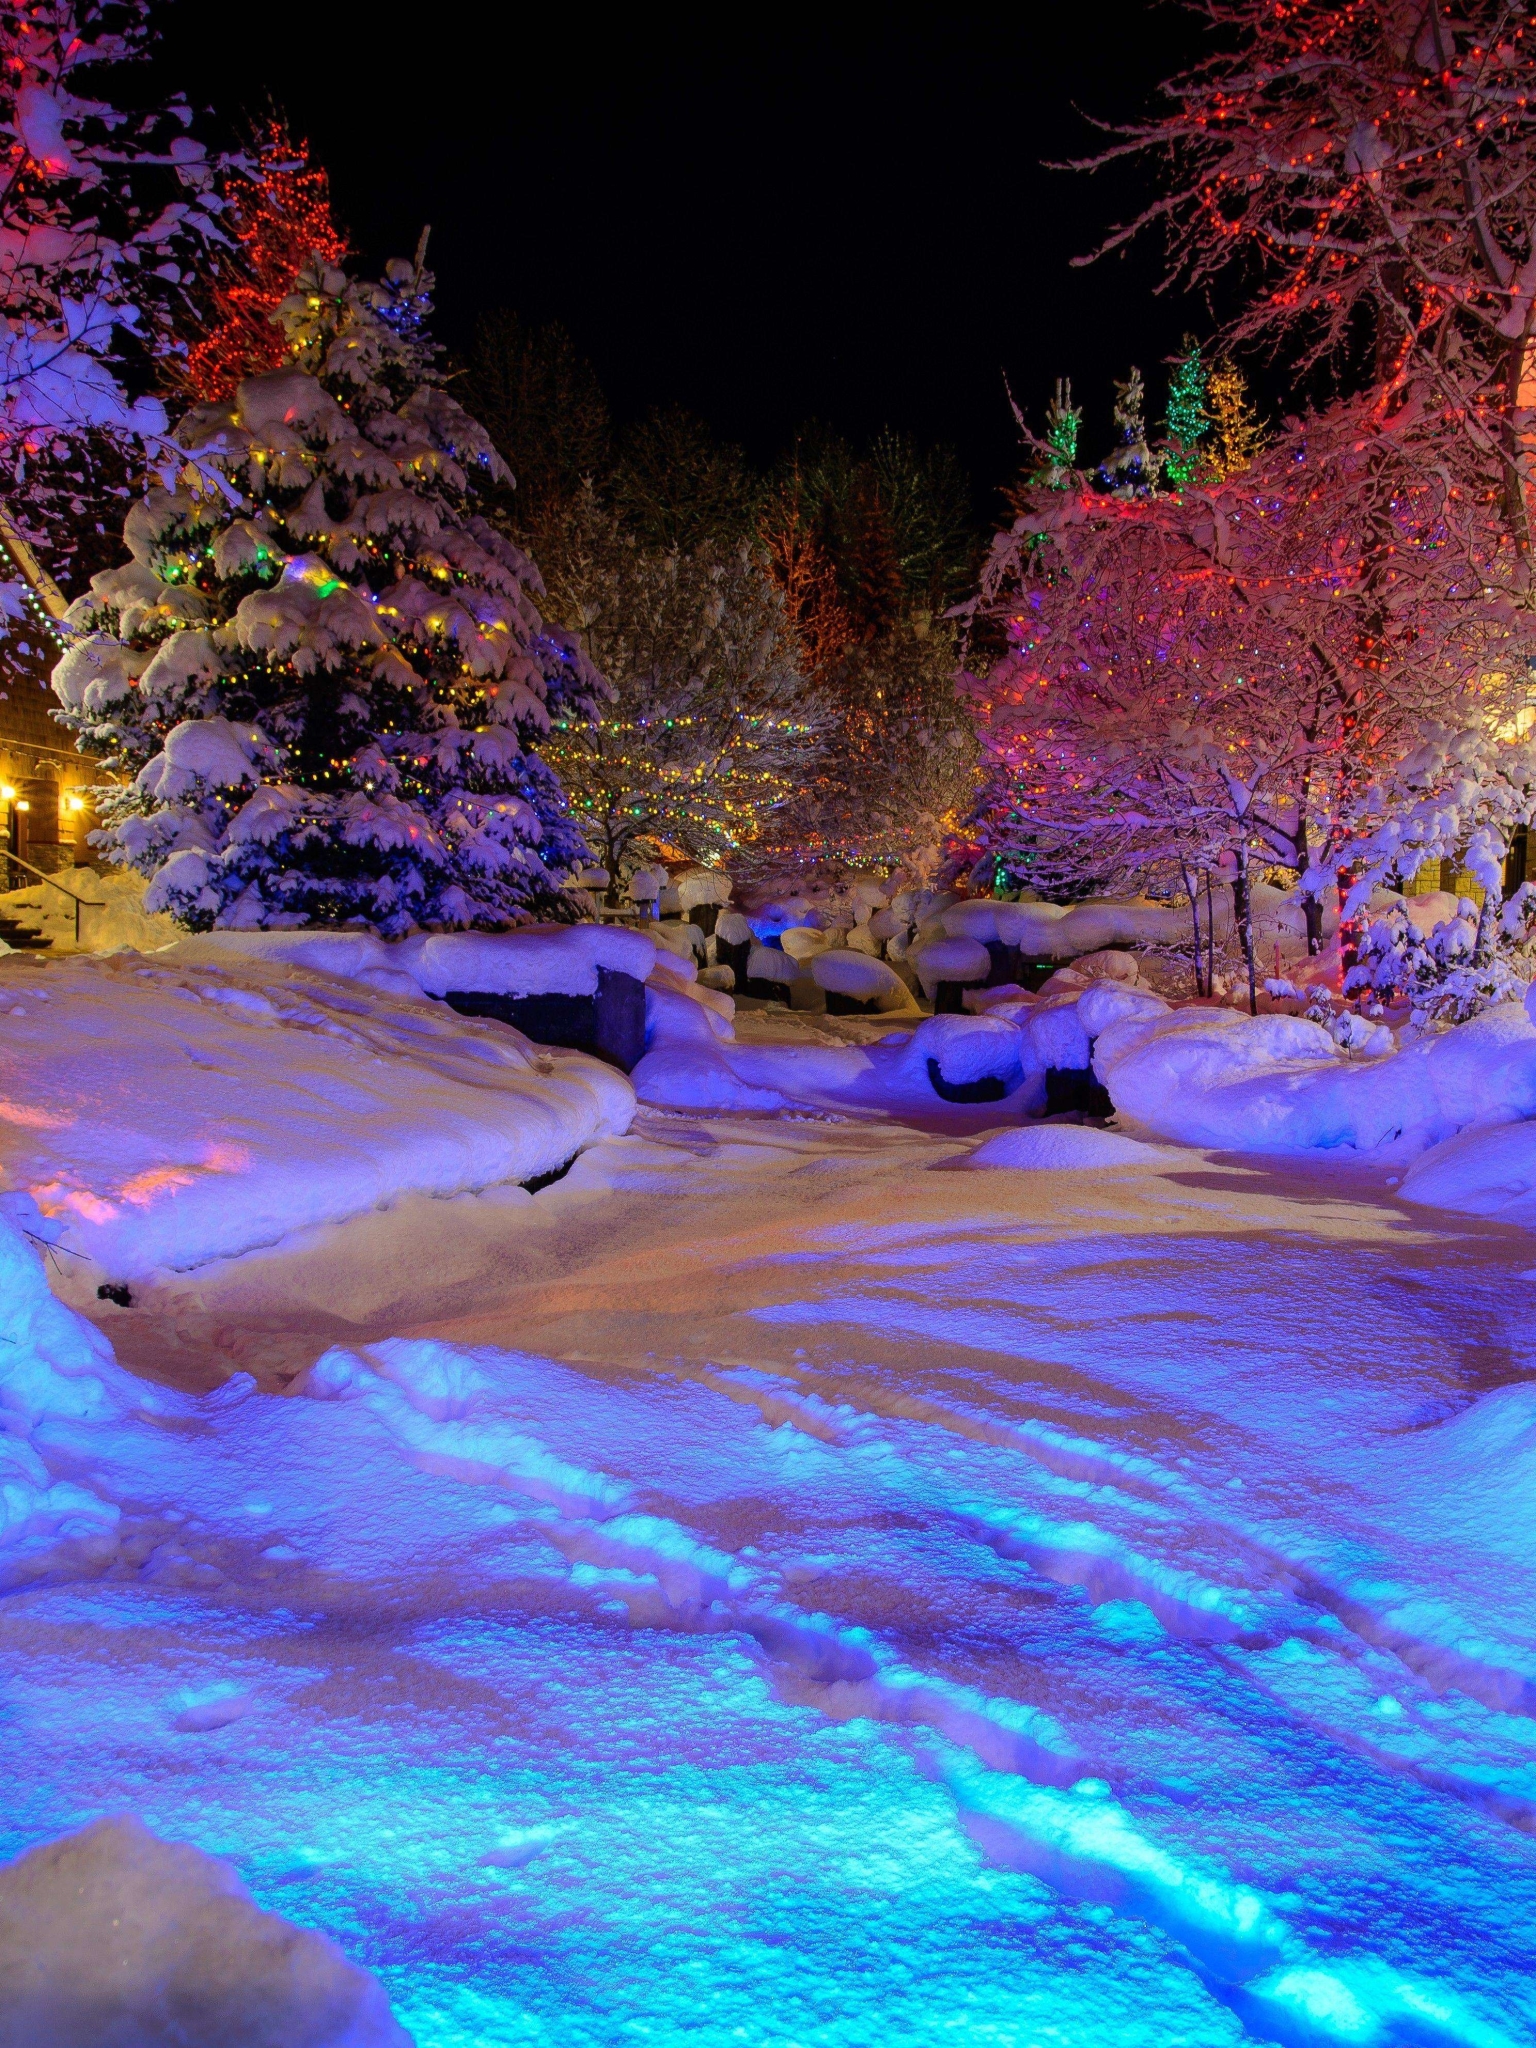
[1097,1001,1536,1157]
[631,1046,788,1113]
[779,924,831,962]
[966,1125,1171,1171]
[676,869,731,909]
[746,942,796,986]
[410,924,656,998]
[0,1815,410,2047]
[1025,1000,1093,1073]
[1397,1118,1536,1222]
[1076,982,1168,1040]
[1070,948,1138,985]
[0,1210,129,1425]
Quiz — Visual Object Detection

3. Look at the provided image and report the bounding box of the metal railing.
[0,850,104,946]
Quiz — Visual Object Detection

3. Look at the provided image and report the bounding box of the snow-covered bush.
[1345,899,1530,1027]
[53,254,602,933]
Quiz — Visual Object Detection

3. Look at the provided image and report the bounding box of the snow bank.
[1095,998,1536,1156]
[966,1126,1171,1170]
[630,981,1042,1117]
[0,1815,409,2047]
[0,951,634,1278]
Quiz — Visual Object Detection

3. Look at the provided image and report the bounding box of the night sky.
[156,3,1217,505]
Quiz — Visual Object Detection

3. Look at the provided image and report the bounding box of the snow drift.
[0,948,634,1280]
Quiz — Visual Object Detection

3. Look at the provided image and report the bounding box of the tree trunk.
[1294,816,1324,955]
[1205,870,1216,997]
[1232,852,1258,1016]
[1181,861,1205,996]
[1474,878,1500,968]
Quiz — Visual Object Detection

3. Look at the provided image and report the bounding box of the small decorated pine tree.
[1096,368,1161,497]
[1161,338,1209,488]
[51,251,601,932]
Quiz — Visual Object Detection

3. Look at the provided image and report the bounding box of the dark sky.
[155,3,1217,503]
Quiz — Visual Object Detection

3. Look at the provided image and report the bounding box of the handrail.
[0,850,104,946]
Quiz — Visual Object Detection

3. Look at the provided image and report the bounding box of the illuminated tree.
[51,253,600,932]
[1085,1,1536,559]
[183,122,348,404]
[1200,360,1264,483]
[0,1,226,581]
[959,386,1536,1006]
[535,484,830,886]
[1161,337,1209,488]
[1096,367,1160,496]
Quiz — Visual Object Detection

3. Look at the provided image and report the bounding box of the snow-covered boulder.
[779,924,831,963]
[811,950,915,1015]
[1070,948,1138,985]
[941,900,1004,943]
[911,936,990,1005]
[1025,1000,1092,1075]
[1076,982,1169,1041]
[677,869,732,911]
[901,1014,1025,1103]
[745,942,797,1002]
[0,1815,409,2048]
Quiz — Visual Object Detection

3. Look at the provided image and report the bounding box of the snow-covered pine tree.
[51,252,602,933]
[1096,368,1160,497]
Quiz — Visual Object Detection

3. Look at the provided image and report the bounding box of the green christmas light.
[1163,338,1209,489]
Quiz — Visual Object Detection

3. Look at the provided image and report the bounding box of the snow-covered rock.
[910,936,990,998]
[899,1014,1025,1092]
[0,1816,409,2047]
[811,951,915,1013]
[1070,949,1139,985]
[677,869,732,910]
[746,943,797,987]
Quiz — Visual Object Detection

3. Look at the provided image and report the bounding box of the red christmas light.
[184,122,348,403]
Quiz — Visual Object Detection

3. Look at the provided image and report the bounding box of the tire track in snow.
[726,1356,1536,1726]
[300,1338,1526,2048]
[698,1362,1536,1845]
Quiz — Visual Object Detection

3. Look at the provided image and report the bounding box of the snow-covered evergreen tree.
[0,0,226,588]
[51,252,602,932]
[1096,368,1160,497]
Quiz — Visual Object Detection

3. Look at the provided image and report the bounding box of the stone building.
[0,541,100,878]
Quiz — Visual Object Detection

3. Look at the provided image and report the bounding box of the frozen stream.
[7,1106,1536,2046]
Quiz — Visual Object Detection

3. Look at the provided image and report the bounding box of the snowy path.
[8,1109,1536,2046]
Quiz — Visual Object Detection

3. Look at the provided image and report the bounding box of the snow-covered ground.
[4,1061,1536,2045]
